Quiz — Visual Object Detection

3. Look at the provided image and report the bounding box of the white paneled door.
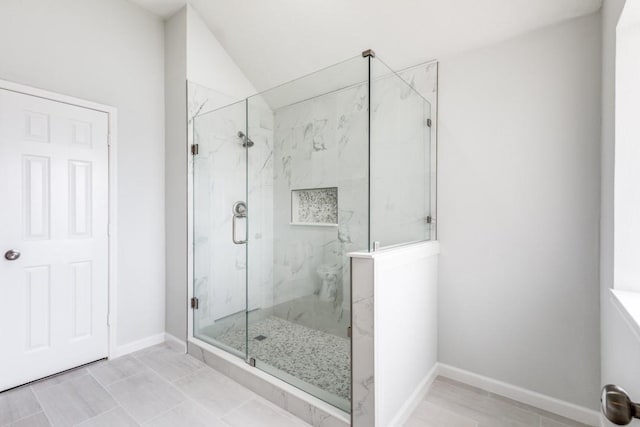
[0,88,109,391]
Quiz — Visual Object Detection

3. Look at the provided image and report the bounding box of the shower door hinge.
[426,216,434,224]
[191,144,199,155]
[248,357,256,367]
[190,297,199,309]
[426,118,432,128]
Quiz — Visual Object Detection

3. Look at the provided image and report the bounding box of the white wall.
[375,243,439,427]
[186,5,257,105]
[0,0,166,349]
[613,3,640,293]
[164,7,188,341]
[437,13,602,409]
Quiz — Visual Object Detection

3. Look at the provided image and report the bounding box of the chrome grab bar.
[232,201,247,245]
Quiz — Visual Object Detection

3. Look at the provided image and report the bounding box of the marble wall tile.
[350,257,375,427]
[272,82,369,312]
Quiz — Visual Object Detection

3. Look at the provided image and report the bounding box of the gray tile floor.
[0,342,310,427]
[404,377,591,427]
[1,342,592,427]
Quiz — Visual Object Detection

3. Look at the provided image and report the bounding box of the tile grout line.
[126,345,228,424]
[151,346,261,423]
[3,410,47,427]
[85,367,140,426]
[28,386,54,427]
[189,346,318,426]
[133,345,240,426]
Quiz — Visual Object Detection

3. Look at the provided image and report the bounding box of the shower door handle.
[232,201,247,245]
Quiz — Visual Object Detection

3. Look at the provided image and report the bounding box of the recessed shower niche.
[291,187,338,226]
[188,50,437,424]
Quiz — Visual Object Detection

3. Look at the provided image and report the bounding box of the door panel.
[0,88,109,391]
[192,100,248,358]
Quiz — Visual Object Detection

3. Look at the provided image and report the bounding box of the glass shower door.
[192,100,249,359]
[244,56,370,413]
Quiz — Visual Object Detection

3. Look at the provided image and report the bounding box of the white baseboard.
[112,333,165,358]
[164,333,187,353]
[438,364,601,426]
[389,363,439,427]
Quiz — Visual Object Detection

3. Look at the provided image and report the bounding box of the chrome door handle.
[4,249,20,261]
[232,201,247,245]
[602,384,640,425]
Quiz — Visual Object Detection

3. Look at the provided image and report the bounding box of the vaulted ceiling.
[129,0,602,91]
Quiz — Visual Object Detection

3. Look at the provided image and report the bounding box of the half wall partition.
[190,51,434,414]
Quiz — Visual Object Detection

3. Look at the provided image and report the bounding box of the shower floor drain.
[254,335,267,341]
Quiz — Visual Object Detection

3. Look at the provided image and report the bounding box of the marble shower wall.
[271,82,370,313]
[190,82,274,327]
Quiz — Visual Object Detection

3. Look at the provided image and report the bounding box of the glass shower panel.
[370,58,432,248]
[245,56,369,412]
[192,100,248,358]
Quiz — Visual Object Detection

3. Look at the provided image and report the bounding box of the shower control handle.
[232,201,247,245]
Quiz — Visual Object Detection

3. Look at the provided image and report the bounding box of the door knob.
[4,250,20,261]
[602,384,640,425]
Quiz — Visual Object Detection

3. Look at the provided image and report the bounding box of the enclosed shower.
[189,50,435,415]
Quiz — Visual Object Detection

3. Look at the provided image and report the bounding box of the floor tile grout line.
[73,406,127,427]
[189,348,318,426]
[3,409,47,427]
[28,385,54,427]
[135,348,248,426]
[116,347,221,424]
[172,368,258,420]
[131,345,209,385]
[67,373,121,426]
[165,361,211,385]
[221,397,310,427]
[88,355,158,389]
[168,392,235,426]
[159,346,266,407]
[137,400,185,426]
[85,369,140,426]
